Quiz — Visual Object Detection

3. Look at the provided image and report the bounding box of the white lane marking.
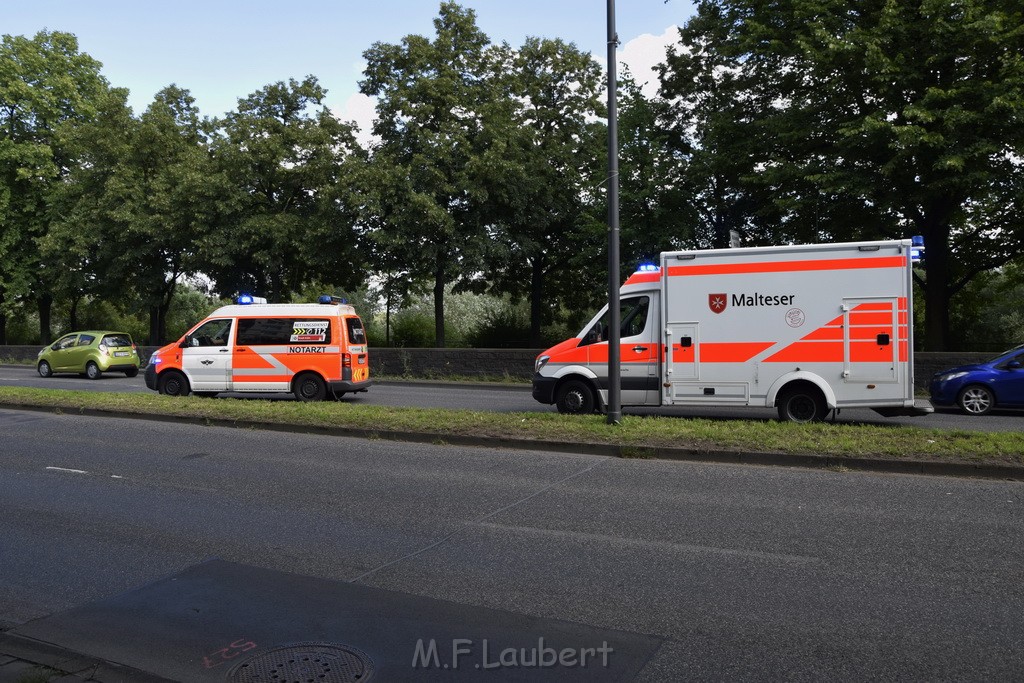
[45,466,89,474]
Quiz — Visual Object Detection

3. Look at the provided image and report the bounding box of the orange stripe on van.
[763,341,844,363]
[801,327,844,341]
[666,256,905,277]
[623,271,661,286]
[849,343,898,362]
[849,313,896,326]
[851,302,894,311]
[699,342,775,362]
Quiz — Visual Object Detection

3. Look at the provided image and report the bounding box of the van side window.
[237,318,332,346]
[189,319,232,347]
[582,296,650,346]
[346,317,366,345]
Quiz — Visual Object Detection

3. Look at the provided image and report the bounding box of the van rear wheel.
[777,387,827,423]
[293,373,327,402]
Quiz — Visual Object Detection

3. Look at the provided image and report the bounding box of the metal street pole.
[606,0,621,425]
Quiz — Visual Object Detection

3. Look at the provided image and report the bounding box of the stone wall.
[0,345,993,387]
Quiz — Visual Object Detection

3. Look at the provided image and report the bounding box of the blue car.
[929,344,1024,415]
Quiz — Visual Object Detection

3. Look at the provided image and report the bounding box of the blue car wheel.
[957,385,994,416]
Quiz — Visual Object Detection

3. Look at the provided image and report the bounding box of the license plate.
[114,351,130,357]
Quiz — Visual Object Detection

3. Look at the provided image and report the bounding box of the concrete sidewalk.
[1,560,660,682]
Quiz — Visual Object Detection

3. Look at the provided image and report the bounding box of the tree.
[207,76,362,303]
[660,0,1024,350]
[49,85,225,343]
[478,37,607,347]
[616,73,696,263]
[359,2,496,347]
[0,30,113,343]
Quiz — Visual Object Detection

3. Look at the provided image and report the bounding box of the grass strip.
[0,386,1020,464]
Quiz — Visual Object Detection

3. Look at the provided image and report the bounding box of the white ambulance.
[532,240,933,422]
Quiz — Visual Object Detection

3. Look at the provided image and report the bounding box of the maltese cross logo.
[709,293,727,314]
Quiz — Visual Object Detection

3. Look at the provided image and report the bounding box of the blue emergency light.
[636,263,660,273]
[911,235,925,263]
[237,294,268,305]
[318,295,348,304]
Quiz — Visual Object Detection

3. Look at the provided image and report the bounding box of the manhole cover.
[228,642,374,683]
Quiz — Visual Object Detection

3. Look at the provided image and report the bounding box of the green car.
[37,331,141,379]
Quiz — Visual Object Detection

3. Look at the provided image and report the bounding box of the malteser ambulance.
[145,295,371,401]
[532,240,933,422]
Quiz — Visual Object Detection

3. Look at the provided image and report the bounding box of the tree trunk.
[149,305,161,346]
[434,255,445,348]
[38,292,53,345]
[0,310,6,346]
[529,257,544,348]
[921,224,951,352]
[69,296,81,332]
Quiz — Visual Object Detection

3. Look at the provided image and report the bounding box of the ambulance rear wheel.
[556,379,595,415]
[158,370,190,397]
[293,372,327,402]
[777,386,827,423]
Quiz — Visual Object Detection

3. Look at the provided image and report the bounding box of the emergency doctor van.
[145,296,371,401]
[533,240,933,422]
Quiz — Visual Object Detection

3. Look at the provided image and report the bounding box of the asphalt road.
[1,364,1021,432]
[1,410,1022,680]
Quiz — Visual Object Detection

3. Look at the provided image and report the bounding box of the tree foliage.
[359,1,496,347]
[207,76,363,304]
[0,30,113,343]
[661,0,1024,350]
[480,37,606,346]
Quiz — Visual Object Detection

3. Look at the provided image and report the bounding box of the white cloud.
[335,91,378,150]
[617,26,680,99]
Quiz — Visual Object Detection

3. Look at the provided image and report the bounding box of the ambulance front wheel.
[158,370,190,397]
[776,385,827,423]
[293,372,327,401]
[556,379,596,415]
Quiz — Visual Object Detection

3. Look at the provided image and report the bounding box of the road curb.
[3,401,1022,481]
[0,630,173,682]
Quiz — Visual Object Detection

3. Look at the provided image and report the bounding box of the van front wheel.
[158,370,190,397]
[556,379,595,415]
[293,373,327,402]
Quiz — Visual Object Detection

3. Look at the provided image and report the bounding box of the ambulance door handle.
[235,348,247,352]
[632,345,648,353]
[218,349,229,353]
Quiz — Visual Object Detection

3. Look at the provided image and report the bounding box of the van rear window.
[237,318,332,345]
[346,317,366,345]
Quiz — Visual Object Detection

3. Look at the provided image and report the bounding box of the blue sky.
[6,0,694,131]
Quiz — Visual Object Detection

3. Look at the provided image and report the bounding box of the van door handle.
[219,349,229,353]
[632,345,648,353]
